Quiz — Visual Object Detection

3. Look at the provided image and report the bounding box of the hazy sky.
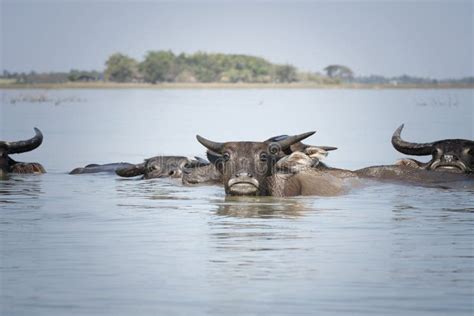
[1,0,472,78]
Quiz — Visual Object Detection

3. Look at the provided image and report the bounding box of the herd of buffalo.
[1,125,473,196]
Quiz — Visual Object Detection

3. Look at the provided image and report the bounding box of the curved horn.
[196,135,224,153]
[391,124,433,156]
[0,128,44,154]
[273,131,316,150]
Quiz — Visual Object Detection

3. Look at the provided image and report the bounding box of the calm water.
[1,88,473,315]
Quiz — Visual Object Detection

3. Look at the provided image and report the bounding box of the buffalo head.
[116,156,207,179]
[392,124,473,173]
[182,161,222,185]
[196,131,315,196]
[0,128,45,174]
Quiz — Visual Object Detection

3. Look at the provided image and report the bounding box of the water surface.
[1,89,473,315]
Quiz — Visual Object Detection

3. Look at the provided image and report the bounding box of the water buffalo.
[196,132,358,196]
[182,134,337,185]
[70,163,135,175]
[116,156,208,179]
[391,124,473,173]
[355,124,474,186]
[0,128,45,175]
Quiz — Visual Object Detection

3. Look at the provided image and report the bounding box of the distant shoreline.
[0,82,473,90]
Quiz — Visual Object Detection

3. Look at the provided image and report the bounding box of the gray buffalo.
[196,131,357,197]
[70,163,135,175]
[70,156,208,179]
[116,156,208,180]
[182,163,222,185]
[391,124,473,173]
[0,128,45,176]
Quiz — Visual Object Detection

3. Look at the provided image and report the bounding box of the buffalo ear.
[184,157,209,169]
[206,150,222,165]
[182,158,209,175]
[206,150,225,172]
[194,156,210,165]
[116,163,145,177]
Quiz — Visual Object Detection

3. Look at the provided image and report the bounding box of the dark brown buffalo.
[391,124,473,173]
[196,132,357,196]
[355,124,474,186]
[0,128,45,176]
[183,134,337,185]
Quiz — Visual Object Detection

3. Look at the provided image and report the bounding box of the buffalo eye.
[269,143,280,155]
[432,147,443,157]
[260,152,268,162]
[463,147,473,157]
[222,152,230,162]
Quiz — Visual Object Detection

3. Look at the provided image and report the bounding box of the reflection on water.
[1,89,473,315]
[215,196,311,218]
[0,175,43,208]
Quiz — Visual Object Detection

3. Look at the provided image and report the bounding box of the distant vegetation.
[1,51,473,86]
[104,51,304,84]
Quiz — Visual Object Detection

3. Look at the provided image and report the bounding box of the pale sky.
[1,0,473,78]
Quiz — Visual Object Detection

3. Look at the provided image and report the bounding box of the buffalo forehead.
[433,139,474,153]
[223,142,269,154]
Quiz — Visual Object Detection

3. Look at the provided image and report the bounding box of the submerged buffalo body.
[391,124,473,173]
[196,132,356,197]
[355,164,474,188]
[0,128,45,176]
[70,163,134,175]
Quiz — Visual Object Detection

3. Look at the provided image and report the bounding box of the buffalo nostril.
[443,155,455,162]
[236,172,252,178]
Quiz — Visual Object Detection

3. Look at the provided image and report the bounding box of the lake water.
[1,88,473,315]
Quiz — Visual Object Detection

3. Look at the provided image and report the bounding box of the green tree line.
[4,54,473,86]
[104,51,327,84]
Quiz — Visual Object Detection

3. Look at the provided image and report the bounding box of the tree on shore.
[324,65,353,79]
[68,70,101,82]
[139,51,177,83]
[274,64,298,83]
[104,53,138,82]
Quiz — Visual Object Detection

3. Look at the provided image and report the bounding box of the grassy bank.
[0,81,473,90]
